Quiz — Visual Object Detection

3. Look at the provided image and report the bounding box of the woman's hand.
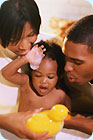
[0,110,53,140]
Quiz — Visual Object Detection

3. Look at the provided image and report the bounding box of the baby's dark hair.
[27,40,65,89]
[0,0,41,47]
[66,15,93,53]
[38,40,65,78]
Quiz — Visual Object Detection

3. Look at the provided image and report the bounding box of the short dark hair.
[66,15,93,53]
[0,0,41,47]
[27,40,65,89]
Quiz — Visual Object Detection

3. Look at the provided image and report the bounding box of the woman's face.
[31,57,58,96]
[7,22,38,56]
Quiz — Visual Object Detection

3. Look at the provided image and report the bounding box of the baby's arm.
[54,89,71,111]
[2,56,28,85]
[1,45,45,85]
[63,94,71,111]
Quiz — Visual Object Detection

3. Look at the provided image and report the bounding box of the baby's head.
[28,40,65,96]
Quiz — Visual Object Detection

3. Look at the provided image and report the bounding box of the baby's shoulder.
[56,88,65,93]
[55,89,66,98]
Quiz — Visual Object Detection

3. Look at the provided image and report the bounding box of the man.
[63,15,93,135]
[0,0,53,139]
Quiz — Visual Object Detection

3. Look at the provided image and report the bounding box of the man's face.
[31,57,58,96]
[63,40,93,84]
[7,22,38,56]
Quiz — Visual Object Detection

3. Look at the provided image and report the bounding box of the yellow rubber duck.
[26,104,70,135]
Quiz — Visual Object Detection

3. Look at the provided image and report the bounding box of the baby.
[2,40,71,112]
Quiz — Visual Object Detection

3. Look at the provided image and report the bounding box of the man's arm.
[64,115,93,135]
[0,111,53,140]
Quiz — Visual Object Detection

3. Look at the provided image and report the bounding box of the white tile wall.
[35,0,93,29]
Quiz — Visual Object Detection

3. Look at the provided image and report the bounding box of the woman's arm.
[0,110,53,139]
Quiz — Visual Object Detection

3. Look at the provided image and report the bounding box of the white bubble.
[0,132,8,140]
